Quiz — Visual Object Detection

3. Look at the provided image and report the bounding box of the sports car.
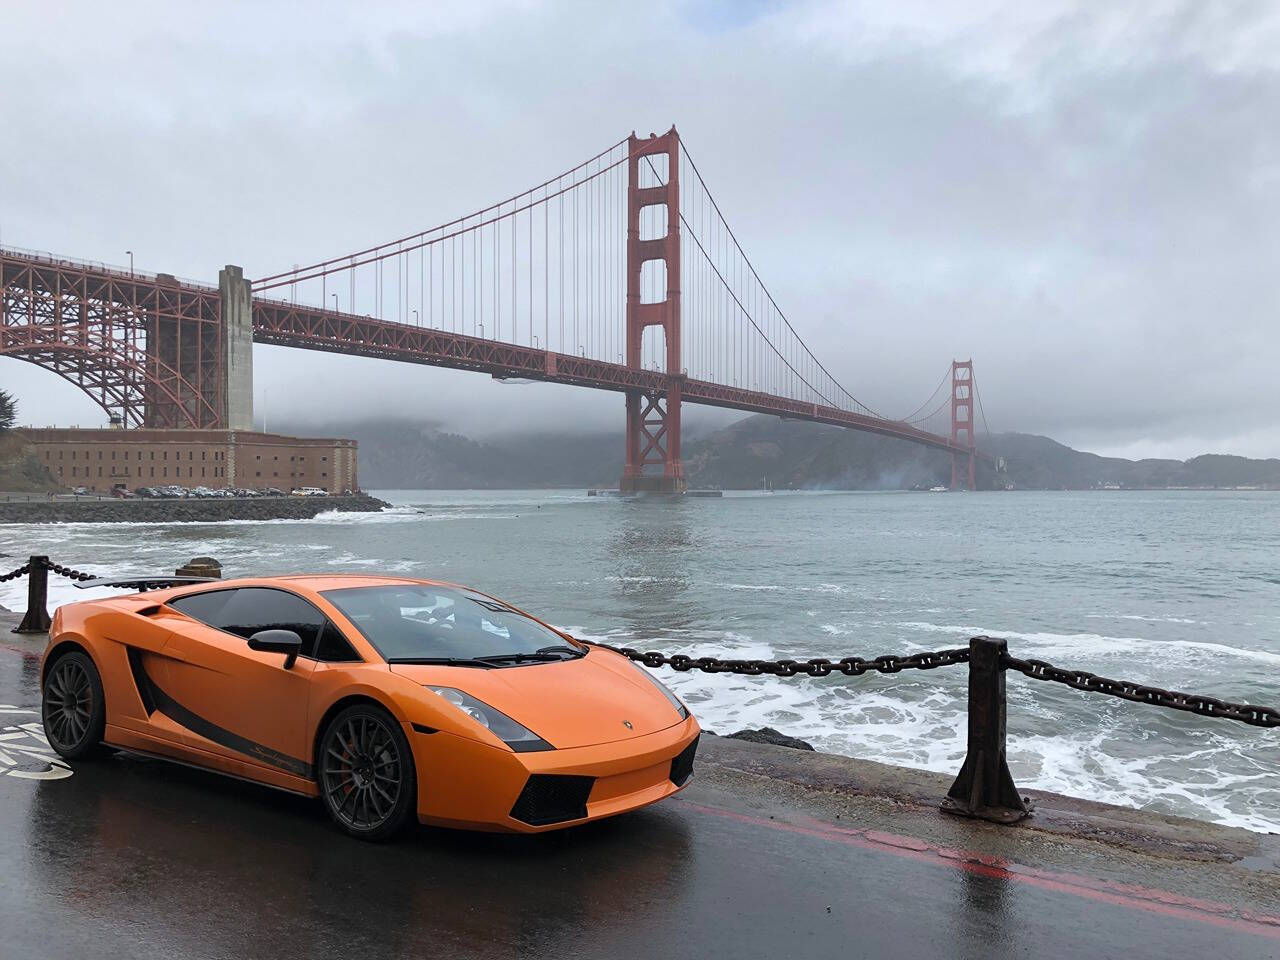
[39,575,700,840]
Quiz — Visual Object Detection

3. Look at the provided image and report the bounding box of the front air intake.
[509,774,595,826]
[670,735,699,787]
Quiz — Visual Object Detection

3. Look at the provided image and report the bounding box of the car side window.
[167,589,235,628]
[170,587,360,663]
[314,621,362,663]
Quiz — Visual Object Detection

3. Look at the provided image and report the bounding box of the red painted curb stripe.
[0,643,39,656]
[678,799,1280,940]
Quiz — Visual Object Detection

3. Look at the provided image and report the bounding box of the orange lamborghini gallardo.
[39,575,699,840]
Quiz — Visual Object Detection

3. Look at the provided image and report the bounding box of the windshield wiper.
[535,645,587,659]
[388,647,584,668]
[476,650,579,664]
[386,657,500,668]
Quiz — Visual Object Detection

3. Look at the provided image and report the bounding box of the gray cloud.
[2,0,1277,458]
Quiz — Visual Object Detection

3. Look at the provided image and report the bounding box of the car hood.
[389,649,684,749]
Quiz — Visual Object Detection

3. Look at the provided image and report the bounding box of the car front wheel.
[318,704,417,841]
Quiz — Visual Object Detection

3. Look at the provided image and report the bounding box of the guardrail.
[6,555,1277,824]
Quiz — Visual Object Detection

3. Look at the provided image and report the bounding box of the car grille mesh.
[509,774,596,826]
[670,735,699,787]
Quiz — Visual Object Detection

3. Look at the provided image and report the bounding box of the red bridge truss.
[2,126,996,489]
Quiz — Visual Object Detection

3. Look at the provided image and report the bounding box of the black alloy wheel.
[318,704,417,841]
[42,650,106,759]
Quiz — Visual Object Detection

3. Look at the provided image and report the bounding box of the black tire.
[42,649,107,760]
[318,704,417,841]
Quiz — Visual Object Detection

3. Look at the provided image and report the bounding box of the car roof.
[113,574,460,605]
[200,574,450,591]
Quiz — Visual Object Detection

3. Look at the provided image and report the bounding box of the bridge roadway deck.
[250,298,983,460]
[1,620,1276,959]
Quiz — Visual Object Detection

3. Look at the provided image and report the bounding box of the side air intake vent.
[509,774,595,826]
[125,647,157,715]
[670,735,699,787]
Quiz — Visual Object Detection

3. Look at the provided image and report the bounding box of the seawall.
[0,493,390,525]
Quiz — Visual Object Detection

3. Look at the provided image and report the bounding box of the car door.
[161,587,321,780]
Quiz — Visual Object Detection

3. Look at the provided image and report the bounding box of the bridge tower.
[620,128,686,494]
[950,359,976,491]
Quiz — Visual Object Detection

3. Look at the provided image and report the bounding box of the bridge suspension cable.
[972,367,995,447]
[672,136,890,419]
[254,137,634,365]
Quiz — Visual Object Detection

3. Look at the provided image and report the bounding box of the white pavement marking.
[0,723,72,781]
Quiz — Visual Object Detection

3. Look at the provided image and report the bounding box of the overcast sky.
[2,0,1277,459]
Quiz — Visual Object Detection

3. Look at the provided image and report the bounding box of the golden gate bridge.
[0,127,995,491]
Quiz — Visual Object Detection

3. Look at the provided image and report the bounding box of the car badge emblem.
[622,720,633,730]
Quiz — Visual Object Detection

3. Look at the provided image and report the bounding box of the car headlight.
[427,686,554,752]
[631,664,689,720]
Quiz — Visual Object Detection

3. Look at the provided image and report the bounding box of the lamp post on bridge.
[331,293,338,313]
[126,251,133,278]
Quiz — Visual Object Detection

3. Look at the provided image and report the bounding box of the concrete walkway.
[2,618,1276,959]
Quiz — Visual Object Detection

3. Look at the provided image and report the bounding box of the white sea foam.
[893,622,1280,668]
[1087,614,1203,625]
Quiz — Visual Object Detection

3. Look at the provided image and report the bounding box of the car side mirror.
[248,629,302,669]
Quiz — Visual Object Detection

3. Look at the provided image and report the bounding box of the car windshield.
[322,584,581,664]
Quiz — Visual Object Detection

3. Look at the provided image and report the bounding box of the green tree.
[0,389,15,432]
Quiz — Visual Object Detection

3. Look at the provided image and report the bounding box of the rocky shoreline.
[0,493,391,525]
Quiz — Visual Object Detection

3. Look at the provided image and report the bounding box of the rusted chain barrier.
[11,555,99,635]
[9,556,223,635]
[0,562,30,583]
[1002,653,1280,728]
[589,635,1279,824]
[43,560,100,582]
[588,641,969,676]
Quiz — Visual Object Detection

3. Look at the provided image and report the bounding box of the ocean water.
[2,489,1277,832]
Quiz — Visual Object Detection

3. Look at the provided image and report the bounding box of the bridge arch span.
[1,250,226,429]
[0,341,204,429]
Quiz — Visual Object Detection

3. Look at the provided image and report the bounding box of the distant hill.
[0,433,60,493]
[285,416,1280,491]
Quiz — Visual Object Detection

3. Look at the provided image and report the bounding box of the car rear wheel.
[42,650,107,760]
[318,704,417,841]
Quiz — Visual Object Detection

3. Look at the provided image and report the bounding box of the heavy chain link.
[1003,654,1280,728]
[588,641,970,677]
[0,563,30,583]
[41,559,99,582]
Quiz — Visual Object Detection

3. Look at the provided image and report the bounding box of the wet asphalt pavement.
[2,638,1277,960]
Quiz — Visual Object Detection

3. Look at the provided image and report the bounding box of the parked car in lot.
[72,486,89,496]
[291,486,328,497]
[264,487,285,497]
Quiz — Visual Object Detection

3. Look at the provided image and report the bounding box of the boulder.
[726,727,815,751]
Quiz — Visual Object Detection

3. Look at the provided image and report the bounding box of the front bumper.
[405,715,701,832]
